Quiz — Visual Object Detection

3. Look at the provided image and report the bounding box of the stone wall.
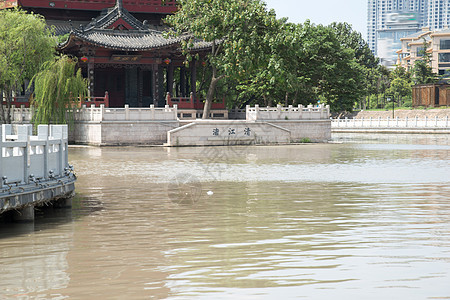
[69,104,180,145]
[167,120,331,147]
[167,121,290,147]
[71,121,179,146]
[70,122,102,145]
[270,120,331,142]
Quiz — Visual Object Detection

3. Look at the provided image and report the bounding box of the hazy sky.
[263,0,367,38]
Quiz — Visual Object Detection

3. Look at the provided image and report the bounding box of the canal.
[1,134,449,299]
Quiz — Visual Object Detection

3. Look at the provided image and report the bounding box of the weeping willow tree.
[31,55,88,125]
[0,8,56,124]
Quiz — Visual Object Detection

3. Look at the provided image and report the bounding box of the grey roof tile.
[57,0,212,52]
[68,29,180,51]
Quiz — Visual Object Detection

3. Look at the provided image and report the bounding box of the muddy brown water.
[1,135,449,299]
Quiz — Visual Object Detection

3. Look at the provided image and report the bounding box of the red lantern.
[163,58,171,65]
[80,56,88,63]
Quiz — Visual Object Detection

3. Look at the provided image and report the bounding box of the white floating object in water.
[207,191,214,196]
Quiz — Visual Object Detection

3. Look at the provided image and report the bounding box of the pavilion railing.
[166,92,226,110]
[1,91,110,111]
[81,92,109,108]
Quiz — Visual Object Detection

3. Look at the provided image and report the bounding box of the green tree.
[388,66,412,105]
[234,19,297,107]
[329,22,380,110]
[377,65,391,108]
[0,8,56,124]
[329,22,378,69]
[240,21,367,112]
[166,0,279,118]
[31,55,88,125]
[412,39,437,84]
[297,22,365,112]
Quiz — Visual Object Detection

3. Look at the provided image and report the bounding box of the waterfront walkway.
[332,116,450,133]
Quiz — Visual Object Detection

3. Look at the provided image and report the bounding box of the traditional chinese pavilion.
[2,0,214,108]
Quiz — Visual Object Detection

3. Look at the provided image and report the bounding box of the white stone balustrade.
[0,124,69,189]
[1,105,34,123]
[332,116,450,128]
[73,104,178,122]
[246,104,330,121]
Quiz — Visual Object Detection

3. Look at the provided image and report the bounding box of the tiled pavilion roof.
[58,0,211,52]
[62,29,181,51]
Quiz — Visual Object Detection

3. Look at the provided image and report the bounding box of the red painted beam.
[18,0,177,13]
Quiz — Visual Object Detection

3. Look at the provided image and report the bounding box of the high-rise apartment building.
[368,0,450,67]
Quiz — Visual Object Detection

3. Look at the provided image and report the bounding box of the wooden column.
[88,61,95,98]
[152,64,158,106]
[157,65,165,107]
[138,67,143,107]
[180,66,186,97]
[190,59,197,102]
[167,63,174,97]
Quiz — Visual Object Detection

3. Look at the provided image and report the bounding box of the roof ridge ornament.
[79,0,150,32]
[116,0,124,17]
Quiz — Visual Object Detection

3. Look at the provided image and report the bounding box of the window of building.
[417,47,425,57]
[440,39,450,49]
[439,53,450,62]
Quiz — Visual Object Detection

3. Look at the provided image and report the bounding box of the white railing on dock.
[5,104,332,123]
[0,124,69,189]
[3,104,179,123]
[246,104,330,121]
[73,104,178,122]
[1,105,34,123]
[229,108,246,120]
[332,116,450,129]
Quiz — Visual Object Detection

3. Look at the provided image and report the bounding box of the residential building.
[368,0,450,67]
[397,27,450,76]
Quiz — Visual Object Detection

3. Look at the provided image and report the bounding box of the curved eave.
[58,31,182,52]
[189,42,214,52]
[58,32,79,51]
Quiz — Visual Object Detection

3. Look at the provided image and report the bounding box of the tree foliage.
[166,1,385,113]
[0,8,56,124]
[387,66,412,105]
[412,39,437,85]
[166,0,280,118]
[31,55,88,125]
[329,22,378,70]
[242,21,374,112]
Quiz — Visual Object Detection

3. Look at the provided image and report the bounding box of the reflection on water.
[1,136,449,299]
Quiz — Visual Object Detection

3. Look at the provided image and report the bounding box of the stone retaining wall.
[167,120,331,147]
[71,121,180,146]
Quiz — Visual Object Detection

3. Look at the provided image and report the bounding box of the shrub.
[300,137,312,143]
